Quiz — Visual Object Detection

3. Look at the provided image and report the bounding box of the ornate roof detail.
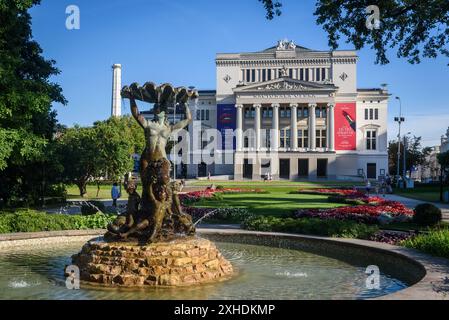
[276,39,296,51]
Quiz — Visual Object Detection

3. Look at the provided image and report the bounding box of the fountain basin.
[0,229,448,299]
[72,237,233,287]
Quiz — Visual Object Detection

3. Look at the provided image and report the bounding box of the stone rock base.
[71,237,234,287]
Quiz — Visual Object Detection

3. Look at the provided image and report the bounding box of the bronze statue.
[111,82,198,243]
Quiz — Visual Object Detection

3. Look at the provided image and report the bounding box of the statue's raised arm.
[171,102,192,132]
[121,84,147,129]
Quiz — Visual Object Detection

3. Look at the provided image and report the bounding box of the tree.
[388,136,429,176]
[57,116,144,197]
[0,0,66,205]
[259,0,449,65]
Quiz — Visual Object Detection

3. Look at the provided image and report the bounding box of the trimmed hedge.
[0,209,116,233]
[242,216,379,239]
[402,229,449,259]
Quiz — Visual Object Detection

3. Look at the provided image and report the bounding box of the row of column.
[235,103,335,152]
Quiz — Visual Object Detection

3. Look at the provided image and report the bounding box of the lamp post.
[394,97,405,187]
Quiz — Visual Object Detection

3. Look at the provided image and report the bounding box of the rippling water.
[0,240,407,300]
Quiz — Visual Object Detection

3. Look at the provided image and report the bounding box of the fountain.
[70,82,233,287]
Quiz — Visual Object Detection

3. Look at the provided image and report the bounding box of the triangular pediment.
[233,77,338,93]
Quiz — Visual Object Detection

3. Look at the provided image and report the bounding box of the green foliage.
[56,116,144,196]
[0,0,66,205]
[438,151,449,169]
[242,216,378,239]
[413,203,442,226]
[388,136,429,176]
[314,0,449,65]
[80,201,106,216]
[0,209,115,233]
[258,0,282,20]
[402,229,449,259]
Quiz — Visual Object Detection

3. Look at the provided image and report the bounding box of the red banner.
[335,103,356,150]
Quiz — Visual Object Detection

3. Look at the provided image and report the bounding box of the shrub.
[242,216,378,239]
[413,203,442,226]
[402,230,449,259]
[81,201,106,216]
[216,185,224,190]
[183,207,253,223]
[0,209,115,233]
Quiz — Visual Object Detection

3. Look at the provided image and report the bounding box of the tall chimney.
[111,64,122,117]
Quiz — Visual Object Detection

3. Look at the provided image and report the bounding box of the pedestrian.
[111,182,120,207]
[365,179,371,196]
[385,175,392,194]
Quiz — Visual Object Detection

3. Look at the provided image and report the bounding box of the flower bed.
[292,188,366,198]
[294,201,413,224]
[292,188,414,225]
[369,230,416,245]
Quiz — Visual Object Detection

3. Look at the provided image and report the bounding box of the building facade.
[168,40,389,181]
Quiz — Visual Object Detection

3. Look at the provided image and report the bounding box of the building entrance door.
[279,159,290,179]
[243,159,253,179]
[298,159,309,177]
[367,163,377,179]
[317,159,328,178]
[198,162,207,177]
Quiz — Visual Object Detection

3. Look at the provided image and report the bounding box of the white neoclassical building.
[179,40,389,180]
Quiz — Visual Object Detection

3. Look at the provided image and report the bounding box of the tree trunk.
[77,182,87,198]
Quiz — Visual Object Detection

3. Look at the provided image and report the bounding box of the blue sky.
[30,0,449,147]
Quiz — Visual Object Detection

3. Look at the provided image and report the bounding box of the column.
[271,103,279,151]
[236,104,243,151]
[290,103,298,151]
[308,103,317,151]
[327,103,335,151]
[254,104,262,151]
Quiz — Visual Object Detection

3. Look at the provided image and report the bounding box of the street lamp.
[394,96,405,187]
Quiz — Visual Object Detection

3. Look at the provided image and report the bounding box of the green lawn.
[394,184,446,203]
[192,191,347,216]
[66,184,142,200]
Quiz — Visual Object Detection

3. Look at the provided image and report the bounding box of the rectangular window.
[305,68,309,81]
[316,129,327,148]
[365,109,369,120]
[366,130,377,150]
[300,69,304,81]
[206,110,210,121]
[244,107,255,118]
[375,108,379,120]
[322,68,326,81]
[298,129,309,148]
[316,68,320,81]
[201,110,205,120]
[251,69,256,82]
[369,109,374,120]
[267,69,272,81]
[297,108,303,118]
[289,69,293,78]
[262,69,266,82]
[304,108,309,118]
[246,69,250,82]
[285,130,291,148]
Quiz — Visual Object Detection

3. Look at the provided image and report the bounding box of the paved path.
[383,194,449,222]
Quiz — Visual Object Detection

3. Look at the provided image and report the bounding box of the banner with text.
[217,104,236,151]
[335,102,357,150]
